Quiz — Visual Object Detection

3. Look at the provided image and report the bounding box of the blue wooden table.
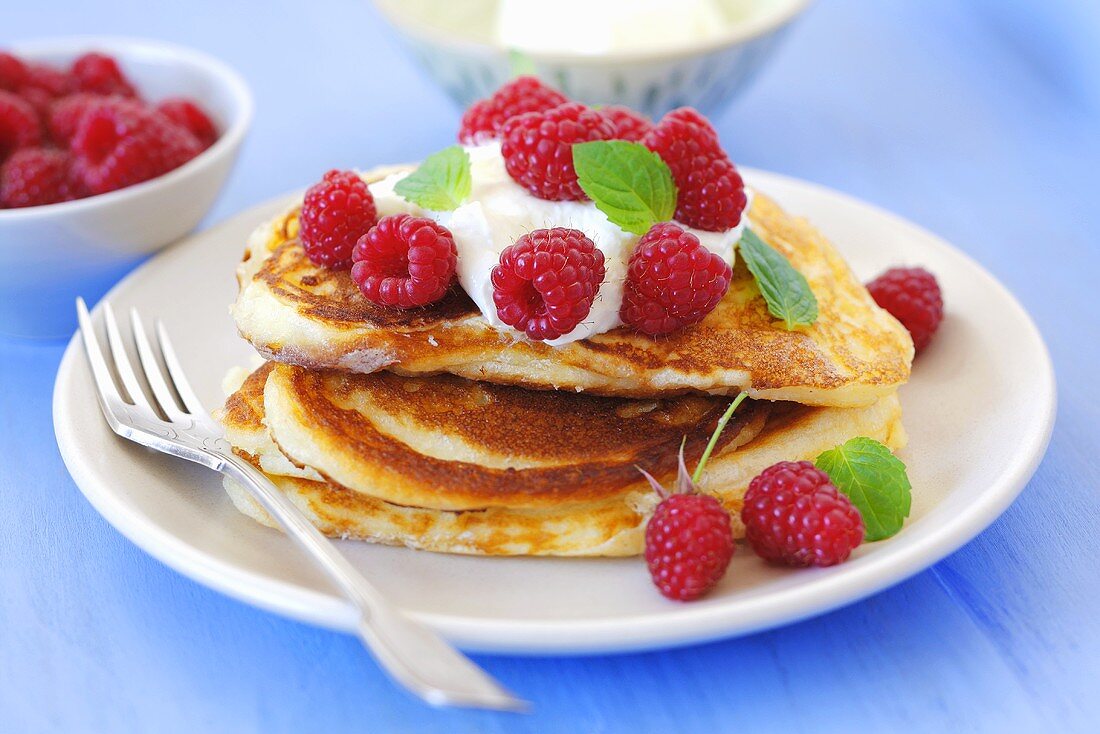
[3,2,1098,731]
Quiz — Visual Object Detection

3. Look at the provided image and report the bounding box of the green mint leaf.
[738,228,818,329]
[394,145,471,211]
[573,140,676,235]
[816,437,912,541]
[508,49,537,77]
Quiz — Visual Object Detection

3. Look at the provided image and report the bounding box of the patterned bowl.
[373,0,812,119]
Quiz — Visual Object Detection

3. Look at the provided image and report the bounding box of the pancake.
[217,363,906,555]
[232,176,913,407]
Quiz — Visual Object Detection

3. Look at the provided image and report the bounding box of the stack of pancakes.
[219,173,913,556]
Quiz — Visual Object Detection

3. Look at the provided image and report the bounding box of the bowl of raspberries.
[0,37,252,338]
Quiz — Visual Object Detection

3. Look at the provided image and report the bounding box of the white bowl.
[0,37,252,339]
[373,0,812,119]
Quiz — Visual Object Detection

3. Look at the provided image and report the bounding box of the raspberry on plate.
[491,227,606,341]
[0,90,42,162]
[298,169,378,269]
[742,461,864,567]
[0,52,29,92]
[351,214,457,308]
[600,105,653,142]
[501,102,617,201]
[620,222,732,336]
[156,98,218,150]
[643,107,747,232]
[866,267,944,352]
[70,99,201,194]
[0,147,81,208]
[71,52,138,98]
[457,75,567,144]
[646,493,735,601]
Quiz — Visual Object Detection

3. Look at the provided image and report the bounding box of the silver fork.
[76,298,526,712]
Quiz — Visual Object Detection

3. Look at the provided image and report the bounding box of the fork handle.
[218,454,524,711]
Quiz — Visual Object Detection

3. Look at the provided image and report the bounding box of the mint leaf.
[816,437,912,541]
[573,140,676,235]
[738,228,818,329]
[394,145,471,211]
[508,49,537,77]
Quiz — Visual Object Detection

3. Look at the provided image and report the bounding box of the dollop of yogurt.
[368,142,751,346]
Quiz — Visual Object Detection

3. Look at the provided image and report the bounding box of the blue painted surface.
[3,1,1098,731]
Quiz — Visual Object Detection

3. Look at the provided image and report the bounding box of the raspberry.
[70,100,201,194]
[457,76,568,144]
[156,98,218,149]
[298,170,378,269]
[646,493,735,601]
[16,86,55,119]
[866,267,944,352]
[0,147,82,207]
[644,107,747,231]
[71,52,138,98]
[620,222,732,336]
[600,105,653,142]
[351,214,457,308]
[501,102,616,201]
[47,93,109,146]
[22,62,73,98]
[0,52,29,92]
[742,461,864,567]
[491,227,606,341]
[0,90,42,162]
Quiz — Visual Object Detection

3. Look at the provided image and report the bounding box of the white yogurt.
[368,142,749,346]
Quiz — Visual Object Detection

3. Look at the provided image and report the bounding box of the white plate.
[52,170,1056,655]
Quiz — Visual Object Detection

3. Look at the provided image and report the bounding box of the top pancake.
[232,175,913,406]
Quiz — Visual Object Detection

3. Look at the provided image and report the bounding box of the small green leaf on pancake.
[738,228,818,329]
[573,140,677,235]
[394,145,472,211]
[816,437,912,541]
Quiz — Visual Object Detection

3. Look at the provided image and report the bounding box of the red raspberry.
[156,98,218,149]
[71,52,138,98]
[457,76,568,144]
[501,102,616,201]
[0,52,29,92]
[600,105,653,142]
[298,170,378,269]
[620,222,732,336]
[22,62,74,98]
[742,461,864,567]
[0,147,83,207]
[866,267,944,352]
[644,107,746,232]
[70,100,201,194]
[646,493,735,601]
[47,93,109,146]
[351,214,457,308]
[0,90,42,162]
[491,227,606,341]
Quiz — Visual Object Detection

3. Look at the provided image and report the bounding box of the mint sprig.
[636,392,747,498]
[738,228,818,330]
[394,145,471,211]
[692,392,748,483]
[573,140,676,235]
[508,49,537,77]
[816,437,912,541]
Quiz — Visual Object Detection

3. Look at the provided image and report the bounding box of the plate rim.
[52,169,1057,655]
